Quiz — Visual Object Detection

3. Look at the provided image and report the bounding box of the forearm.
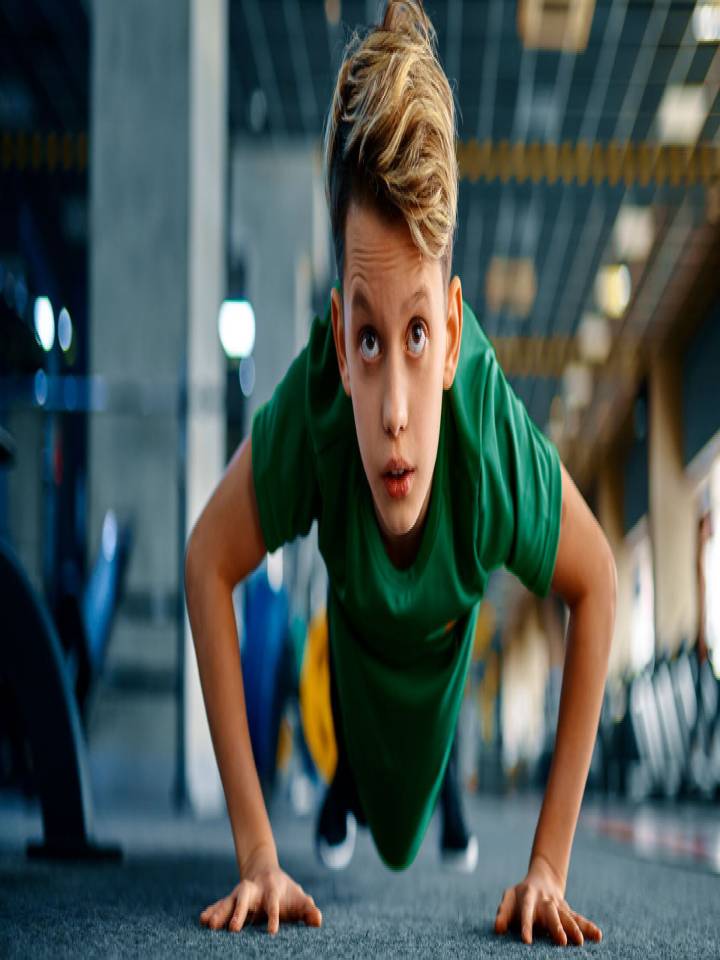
[185,555,278,876]
[529,585,613,891]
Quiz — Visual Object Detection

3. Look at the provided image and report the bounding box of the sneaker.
[315,781,357,870]
[440,832,479,873]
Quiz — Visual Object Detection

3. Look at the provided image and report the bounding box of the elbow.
[569,534,617,642]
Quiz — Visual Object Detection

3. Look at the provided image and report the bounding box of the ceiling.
[2,0,719,475]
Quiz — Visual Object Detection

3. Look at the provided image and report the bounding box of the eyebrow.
[350,285,430,319]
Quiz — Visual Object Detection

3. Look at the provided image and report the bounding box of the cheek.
[351,393,375,461]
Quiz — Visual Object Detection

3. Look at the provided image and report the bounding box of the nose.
[382,353,408,438]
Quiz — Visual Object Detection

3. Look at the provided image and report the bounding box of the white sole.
[316,811,357,870]
[441,833,479,873]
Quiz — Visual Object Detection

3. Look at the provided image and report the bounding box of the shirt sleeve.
[477,352,562,597]
[250,343,321,554]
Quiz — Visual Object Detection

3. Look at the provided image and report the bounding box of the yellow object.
[472,600,496,662]
[299,606,337,784]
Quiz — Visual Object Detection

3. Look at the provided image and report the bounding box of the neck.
[374,475,433,570]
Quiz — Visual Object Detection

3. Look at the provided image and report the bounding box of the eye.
[359,328,380,361]
[407,319,427,356]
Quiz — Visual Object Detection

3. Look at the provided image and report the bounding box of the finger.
[494,887,516,934]
[543,900,567,947]
[207,895,235,931]
[266,888,281,936]
[199,900,221,926]
[558,906,584,946]
[520,892,536,945]
[571,911,603,941]
[305,898,323,927]
[297,888,322,926]
[229,884,252,933]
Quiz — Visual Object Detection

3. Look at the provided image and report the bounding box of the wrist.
[529,851,566,896]
[239,839,279,878]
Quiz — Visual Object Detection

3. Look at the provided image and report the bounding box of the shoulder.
[445,296,499,476]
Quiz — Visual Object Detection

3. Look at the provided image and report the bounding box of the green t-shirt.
[251,286,562,870]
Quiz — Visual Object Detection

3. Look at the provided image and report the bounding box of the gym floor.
[1,786,718,958]
[2,613,719,957]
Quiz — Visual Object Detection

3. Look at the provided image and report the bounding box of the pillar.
[90,0,227,814]
[648,352,697,655]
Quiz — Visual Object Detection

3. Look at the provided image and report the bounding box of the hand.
[199,848,322,936]
[494,854,602,946]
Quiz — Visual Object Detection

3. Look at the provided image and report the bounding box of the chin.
[376,495,417,536]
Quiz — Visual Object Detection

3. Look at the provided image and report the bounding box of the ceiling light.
[577,313,611,364]
[692,3,720,42]
[563,362,593,411]
[657,85,708,145]
[595,264,631,319]
[33,296,55,352]
[218,299,255,359]
[614,205,654,262]
[517,0,596,53]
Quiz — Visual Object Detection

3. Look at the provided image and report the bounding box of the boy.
[185,0,614,946]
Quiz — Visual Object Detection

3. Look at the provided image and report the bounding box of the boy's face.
[331,200,463,568]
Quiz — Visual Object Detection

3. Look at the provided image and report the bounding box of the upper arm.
[550,461,617,608]
[478,354,562,596]
[186,432,267,588]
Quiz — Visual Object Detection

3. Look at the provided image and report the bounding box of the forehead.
[344,202,442,319]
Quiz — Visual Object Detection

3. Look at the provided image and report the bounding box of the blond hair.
[323,0,458,290]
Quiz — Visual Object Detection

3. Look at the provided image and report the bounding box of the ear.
[331,285,351,397]
[443,275,463,390]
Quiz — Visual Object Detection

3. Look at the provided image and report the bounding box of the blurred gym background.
[1,0,719,953]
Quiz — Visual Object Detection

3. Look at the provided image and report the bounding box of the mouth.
[382,467,415,499]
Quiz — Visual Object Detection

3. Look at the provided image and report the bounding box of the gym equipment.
[689,653,720,797]
[54,509,133,724]
[650,653,685,798]
[582,638,720,803]
[299,605,337,786]
[0,537,121,860]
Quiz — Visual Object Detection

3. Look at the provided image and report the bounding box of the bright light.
[563,363,593,410]
[577,313,611,364]
[595,264,631,319]
[58,307,73,352]
[218,299,255,359]
[657,84,707,145]
[693,3,720,43]
[614,205,654,262]
[34,296,55,352]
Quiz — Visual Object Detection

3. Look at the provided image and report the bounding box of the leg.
[439,720,469,849]
[314,588,365,868]
[438,714,478,871]
[325,589,367,826]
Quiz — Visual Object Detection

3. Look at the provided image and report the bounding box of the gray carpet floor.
[1,790,718,958]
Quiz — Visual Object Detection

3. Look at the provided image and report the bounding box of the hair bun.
[381,0,436,52]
